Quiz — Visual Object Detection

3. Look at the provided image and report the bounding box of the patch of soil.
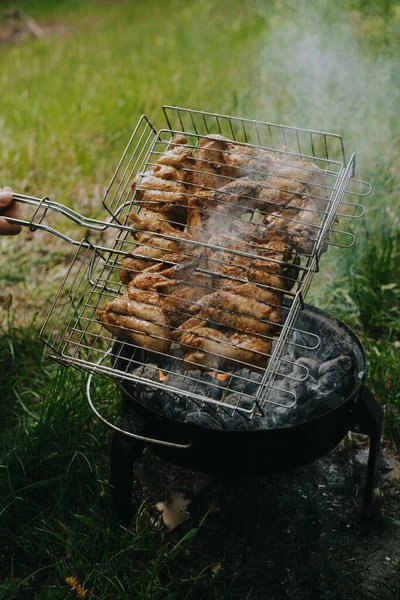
[130,435,400,599]
[0,14,74,47]
[0,20,25,46]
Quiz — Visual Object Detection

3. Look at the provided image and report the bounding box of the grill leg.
[109,410,147,524]
[350,386,383,511]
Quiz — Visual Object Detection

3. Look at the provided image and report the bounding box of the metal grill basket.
[11,106,370,421]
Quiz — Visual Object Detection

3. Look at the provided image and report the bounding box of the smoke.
[237,1,400,170]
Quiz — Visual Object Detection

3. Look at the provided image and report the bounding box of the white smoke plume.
[235,2,400,170]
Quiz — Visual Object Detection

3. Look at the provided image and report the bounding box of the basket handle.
[86,370,192,449]
[8,193,129,247]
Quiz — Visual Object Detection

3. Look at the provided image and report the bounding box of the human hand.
[0,187,22,235]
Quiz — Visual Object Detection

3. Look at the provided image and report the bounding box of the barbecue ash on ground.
[112,307,364,432]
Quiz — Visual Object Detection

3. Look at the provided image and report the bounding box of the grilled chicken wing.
[179,325,272,371]
[121,210,197,283]
[256,157,326,217]
[223,143,275,177]
[257,176,306,215]
[264,195,327,254]
[99,258,206,350]
[129,135,193,224]
[186,135,237,192]
[98,260,199,353]
[97,290,171,354]
[132,171,188,222]
[128,209,187,237]
[120,238,192,283]
[207,230,294,292]
[163,272,213,327]
[176,226,298,371]
[129,257,211,328]
[186,178,261,241]
[135,174,187,204]
[155,134,193,169]
[177,290,280,336]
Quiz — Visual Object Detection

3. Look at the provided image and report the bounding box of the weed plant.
[322,164,400,441]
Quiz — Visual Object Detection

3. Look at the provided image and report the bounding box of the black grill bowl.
[113,304,367,478]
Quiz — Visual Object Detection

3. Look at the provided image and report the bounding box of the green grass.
[1,0,400,597]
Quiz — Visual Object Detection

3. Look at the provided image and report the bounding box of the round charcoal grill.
[8,107,382,522]
[87,304,382,523]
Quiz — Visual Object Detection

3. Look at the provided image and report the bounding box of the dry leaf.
[155,492,191,531]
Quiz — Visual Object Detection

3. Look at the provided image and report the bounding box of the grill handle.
[9,193,129,247]
[86,369,192,449]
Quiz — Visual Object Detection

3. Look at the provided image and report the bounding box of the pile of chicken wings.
[97,134,327,372]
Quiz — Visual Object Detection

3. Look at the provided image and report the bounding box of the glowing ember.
[207,370,233,382]
[158,369,168,382]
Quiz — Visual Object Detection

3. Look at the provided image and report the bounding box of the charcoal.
[276,357,296,376]
[318,355,352,378]
[165,373,186,390]
[184,412,222,430]
[318,356,352,394]
[293,357,320,378]
[116,306,361,431]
